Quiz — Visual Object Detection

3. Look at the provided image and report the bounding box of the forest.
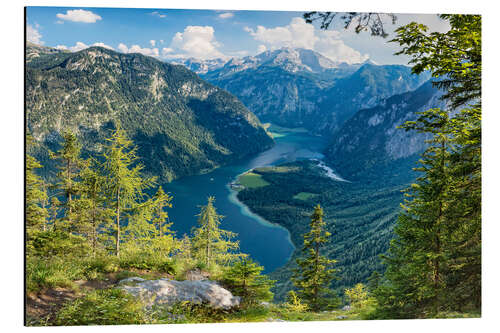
[25,14,481,325]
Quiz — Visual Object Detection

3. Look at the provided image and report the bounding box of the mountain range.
[190,47,430,135]
[26,44,273,181]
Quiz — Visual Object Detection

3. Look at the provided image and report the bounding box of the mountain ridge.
[26,45,274,182]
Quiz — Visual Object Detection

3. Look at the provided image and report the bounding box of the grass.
[55,289,147,326]
[293,192,319,201]
[237,172,270,189]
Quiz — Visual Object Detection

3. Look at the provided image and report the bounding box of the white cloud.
[151,11,167,19]
[27,24,43,44]
[118,43,160,57]
[218,13,234,19]
[56,42,114,52]
[162,47,174,55]
[56,9,102,23]
[257,44,267,53]
[150,40,156,47]
[91,42,114,50]
[166,25,228,60]
[245,17,369,64]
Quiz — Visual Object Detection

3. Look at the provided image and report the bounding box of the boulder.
[120,278,240,309]
[184,269,210,281]
[118,277,146,285]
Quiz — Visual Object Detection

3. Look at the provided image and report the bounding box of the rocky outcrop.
[324,80,445,181]
[120,278,240,309]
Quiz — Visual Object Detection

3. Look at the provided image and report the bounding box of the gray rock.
[260,301,271,308]
[336,315,348,320]
[342,305,351,311]
[120,278,240,310]
[184,269,210,281]
[118,277,146,285]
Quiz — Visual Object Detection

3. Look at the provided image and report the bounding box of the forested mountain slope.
[236,81,445,300]
[26,45,273,181]
[202,47,429,135]
[324,80,446,181]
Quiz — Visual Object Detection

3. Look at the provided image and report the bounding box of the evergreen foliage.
[292,205,338,311]
[374,14,482,318]
[223,258,275,307]
[26,133,49,231]
[101,124,156,257]
[191,197,241,268]
[49,130,85,231]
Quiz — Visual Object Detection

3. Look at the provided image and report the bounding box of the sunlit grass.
[293,192,319,201]
[238,172,270,189]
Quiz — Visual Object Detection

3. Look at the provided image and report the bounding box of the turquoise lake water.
[164,126,328,272]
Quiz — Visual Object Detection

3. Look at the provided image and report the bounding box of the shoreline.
[226,180,296,264]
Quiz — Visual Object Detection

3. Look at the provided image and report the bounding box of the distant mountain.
[204,48,357,80]
[324,80,446,181]
[202,48,430,135]
[171,57,229,74]
[26,45,273,182]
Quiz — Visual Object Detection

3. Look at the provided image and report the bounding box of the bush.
[55,289,147,326]
[118,250,177,274]
[26,256,85,293]
[27,230,90,258]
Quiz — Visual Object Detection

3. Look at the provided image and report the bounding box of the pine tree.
[48,196,61,231]
[379,112,452,317]
[223,258,275,307]
[191,196,240,268]
[49,130,85,231]
[101,124,155,257]
[292,204,338,311]
[78,157,114,256]
[378,14,482,317]
[151,186,173,238]
[26,134,49,231]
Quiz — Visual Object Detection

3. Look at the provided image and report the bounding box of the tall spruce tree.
[49,130,84,231]
[101,124,155,257]
[292,204,338,311]
[78,157,114,256]
[191,197,240,267]
[376,14,482,317]
[26,133,49,231]
[223,258,275,307]
[378,113,452,317]
[151,186,173,238]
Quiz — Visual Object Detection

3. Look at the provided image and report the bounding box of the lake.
[163,125,329,272]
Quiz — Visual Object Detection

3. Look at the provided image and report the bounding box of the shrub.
[54,289,147,326]
[26,257,84,293]
[27,230,90,258]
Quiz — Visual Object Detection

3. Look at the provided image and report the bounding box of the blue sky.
[26,6,450,65]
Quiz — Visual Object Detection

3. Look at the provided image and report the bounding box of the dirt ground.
[25,269,174,325]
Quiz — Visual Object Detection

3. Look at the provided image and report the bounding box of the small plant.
[285,290,308,312]
[55,288,147,326]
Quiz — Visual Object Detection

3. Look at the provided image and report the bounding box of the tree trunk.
[116,189,120,258]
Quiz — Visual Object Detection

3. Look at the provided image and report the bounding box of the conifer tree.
[26,134,49,231]
[191,196,240,267]
[223,258,275,307]
[151,186,173,238]
[377,14,482,317]
[50,130,84,231]
[48,196,61,231]
[101,124,155,257]
[78,157,114,256]
[292,204,338,311]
